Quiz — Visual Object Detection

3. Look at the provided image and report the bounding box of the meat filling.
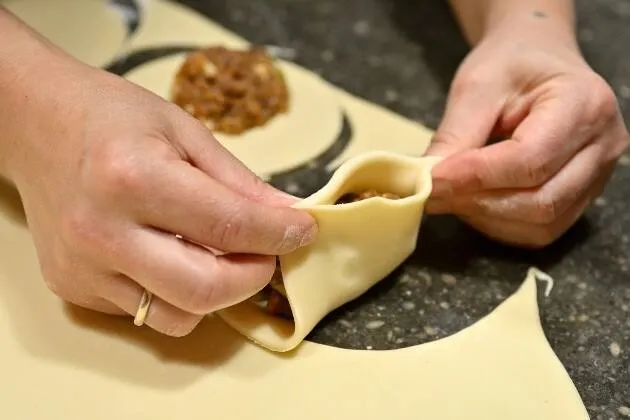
[171,46,289,135]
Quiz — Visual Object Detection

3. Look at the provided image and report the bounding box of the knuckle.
[60,207,119,261]
[450,68,491,97]
[42,275,71,301]
[587,76,619,121]
[432,130,465,149]
[100,157,146,196]
[209,207,246,251]
[532,194,560,224]
[40,257,75,302]
[470,151,495,189]
[453,150,494,191]
[523,154,552,186]
[61,207,99,249]
[89,143,147,198]
[185,271,219,314]
[247,175,273,201]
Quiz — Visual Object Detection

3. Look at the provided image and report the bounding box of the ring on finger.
[133,289,153,326]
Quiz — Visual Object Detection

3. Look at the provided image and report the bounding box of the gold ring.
[133,289,153,326]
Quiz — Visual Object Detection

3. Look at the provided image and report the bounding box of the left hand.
[425,18,630,248]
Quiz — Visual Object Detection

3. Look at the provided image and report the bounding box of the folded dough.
[218,151,441,352]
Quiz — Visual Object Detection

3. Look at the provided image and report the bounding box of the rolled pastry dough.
[1,0,127,68]
[218,152,441,352]
[126,0,249,51]
[121,0,434,174]
[0,193,590,419]
[124,53,343,177]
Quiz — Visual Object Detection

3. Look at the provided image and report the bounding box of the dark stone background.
[169,1,628,418]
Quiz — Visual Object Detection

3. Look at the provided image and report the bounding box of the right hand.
[3,54,317,337]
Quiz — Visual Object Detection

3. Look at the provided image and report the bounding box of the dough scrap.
[218,152,441,352]
[125,53,343,176]
[1,0,127,68]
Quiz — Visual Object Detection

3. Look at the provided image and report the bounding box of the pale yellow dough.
[128,0,249,51]
[0,184,589,418]
[123,0,434,175]
[1,0,127,68]
[125,54,343,176]
[0,0,590,418]
[327,88,436,169]
[219,152,440,352]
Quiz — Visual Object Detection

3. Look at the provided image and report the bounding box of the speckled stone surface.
[172,1,630,418]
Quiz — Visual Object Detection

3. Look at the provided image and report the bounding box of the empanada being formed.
[218,151,440,352]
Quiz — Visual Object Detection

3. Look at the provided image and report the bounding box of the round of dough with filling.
[2,0,127,68]
[171,46,290,135]
[124,51,343,176]
[218,151,441,352]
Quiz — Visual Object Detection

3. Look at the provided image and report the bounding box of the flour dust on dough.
[1,0,127,68]
[219,152,440,352]
[124,53,343,176]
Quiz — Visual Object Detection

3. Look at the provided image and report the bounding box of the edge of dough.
[218,151,442,352]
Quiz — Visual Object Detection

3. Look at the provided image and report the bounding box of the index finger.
[430,89,592,197]
[134,159,317,255]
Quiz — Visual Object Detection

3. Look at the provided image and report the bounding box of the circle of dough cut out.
[2,0,128,68]
[124,52,343,176]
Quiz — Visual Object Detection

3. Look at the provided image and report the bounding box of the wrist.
[450,0,579,52]
[481,1,579,52]
[0,8,89,182]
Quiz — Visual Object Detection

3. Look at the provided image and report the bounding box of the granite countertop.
[174,0,629,417]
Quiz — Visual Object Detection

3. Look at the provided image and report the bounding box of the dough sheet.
[0,197,589,418]
[1,0,128,68]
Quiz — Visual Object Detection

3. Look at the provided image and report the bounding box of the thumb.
[426,80,503,158]
[173,114,299,207]
[426,79,504,199]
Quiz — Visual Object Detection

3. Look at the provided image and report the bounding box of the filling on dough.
[258,189,402,319]
[171,46,289,134]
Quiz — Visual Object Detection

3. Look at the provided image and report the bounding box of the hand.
[5,57,317,337]
[425,20,630,248]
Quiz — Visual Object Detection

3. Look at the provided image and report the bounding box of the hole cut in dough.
[1,0,128,68]
[218,151,441,352]
[123,52,343,177]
